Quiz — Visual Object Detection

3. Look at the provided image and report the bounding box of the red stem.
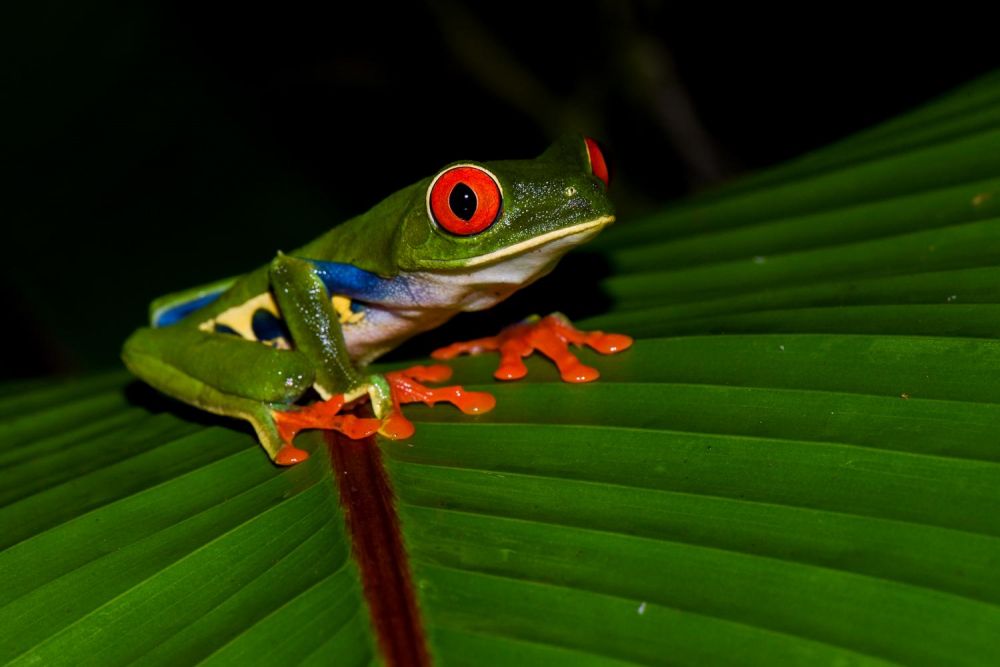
[325,430,431,667]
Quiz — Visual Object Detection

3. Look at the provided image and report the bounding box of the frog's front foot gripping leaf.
[432,313,633,383]
[380,365,496,439]
[270,369,495,466]
[272,394,381,465]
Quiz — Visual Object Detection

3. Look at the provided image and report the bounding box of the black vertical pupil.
[449,183,478,221]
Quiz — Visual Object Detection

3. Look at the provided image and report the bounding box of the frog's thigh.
[123,327,315,460]
[124,326,314,402]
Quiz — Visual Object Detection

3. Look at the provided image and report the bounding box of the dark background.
[3,2,997,378]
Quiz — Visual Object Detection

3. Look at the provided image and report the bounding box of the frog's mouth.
[459,214,615,268]
[404,213,616,312]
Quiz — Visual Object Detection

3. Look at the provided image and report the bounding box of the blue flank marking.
[153,291,225,327]
[153,259,400,329]
[306,258,397,301]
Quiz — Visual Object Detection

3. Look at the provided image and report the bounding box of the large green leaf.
[3,74,1000,665]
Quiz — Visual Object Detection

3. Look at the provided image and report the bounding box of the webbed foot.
[272,395,381,465]
[271,369,495,464]
[431,313,632,383]
[379,365,496,439]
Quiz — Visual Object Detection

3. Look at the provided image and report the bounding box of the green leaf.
[0,376,378,666]
[3,73,1000,665]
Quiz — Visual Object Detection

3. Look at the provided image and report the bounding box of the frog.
[122,134,632,466]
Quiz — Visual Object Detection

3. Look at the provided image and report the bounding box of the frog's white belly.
[343,219,606,363]
[344,253,558,363]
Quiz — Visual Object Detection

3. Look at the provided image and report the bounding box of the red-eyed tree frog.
[122,135,632,465]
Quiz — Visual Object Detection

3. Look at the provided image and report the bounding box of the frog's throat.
[430,214,615,269]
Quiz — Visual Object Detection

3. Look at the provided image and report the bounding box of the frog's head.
[393,134,614,279]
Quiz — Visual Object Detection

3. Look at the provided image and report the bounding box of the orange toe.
[272,394,380,465]
[430,314,631,384]
[275,444,310,466]
[379,364,497,440]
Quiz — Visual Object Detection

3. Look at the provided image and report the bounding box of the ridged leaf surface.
[2,74,999,666]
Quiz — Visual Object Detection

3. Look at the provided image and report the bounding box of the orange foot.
[431,313,633,383]
[272,395,381,466]
[380,364,496,440]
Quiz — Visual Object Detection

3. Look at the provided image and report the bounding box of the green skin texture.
[122,134,615,461]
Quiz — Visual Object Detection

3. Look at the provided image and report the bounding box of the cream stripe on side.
[199,292,280,341]
[200,292,364,347]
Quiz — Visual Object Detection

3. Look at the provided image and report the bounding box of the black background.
[3,2,996,378]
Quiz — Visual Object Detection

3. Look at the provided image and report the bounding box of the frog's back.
[147,217,385,330]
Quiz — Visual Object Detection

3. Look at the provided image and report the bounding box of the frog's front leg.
[268,254,494,454]
[432,313,633,383]
[267,253,390,455]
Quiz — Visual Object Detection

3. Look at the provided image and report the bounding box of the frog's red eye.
[428,165,502,236]
[584,137,610,188]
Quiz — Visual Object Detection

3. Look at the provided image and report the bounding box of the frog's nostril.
[584,137,610,189]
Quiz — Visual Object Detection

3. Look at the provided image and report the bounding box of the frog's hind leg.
[123,326,318,464]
